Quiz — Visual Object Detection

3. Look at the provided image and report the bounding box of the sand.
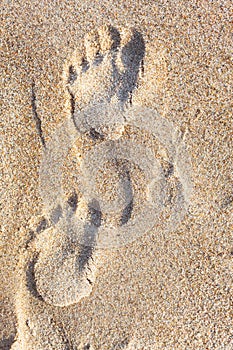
[1,1,233,349]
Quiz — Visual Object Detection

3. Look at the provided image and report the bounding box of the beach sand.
[1,1,233,349]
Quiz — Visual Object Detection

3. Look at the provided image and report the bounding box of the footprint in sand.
[36,26,192,308]
[35,25,148,308]
[12,25,192,349]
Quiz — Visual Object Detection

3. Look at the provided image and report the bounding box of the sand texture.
[1,1,233,349]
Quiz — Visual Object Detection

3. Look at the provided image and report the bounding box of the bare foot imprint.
[26,25,192,310]
[34,25,146,308]
[12,25,192,349]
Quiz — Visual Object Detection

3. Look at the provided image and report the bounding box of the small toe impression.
[63,49,84,86]
[67,65,78,85]
[98,25,120,53]
[84,30,100,61]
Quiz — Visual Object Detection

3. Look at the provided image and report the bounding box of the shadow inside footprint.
[67,191,78,212]
[0,335,15,350]
[78,199,102,272]
[119,163,134,225]
[118,30,145,104]
[26,255,44,301]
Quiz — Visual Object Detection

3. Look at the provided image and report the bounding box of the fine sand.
[1,1,233,349]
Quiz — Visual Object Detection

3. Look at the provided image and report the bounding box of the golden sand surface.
[1,1,233,349]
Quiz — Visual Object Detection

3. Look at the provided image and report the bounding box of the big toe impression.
[84,29,100,62]
[98,25,120,54]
